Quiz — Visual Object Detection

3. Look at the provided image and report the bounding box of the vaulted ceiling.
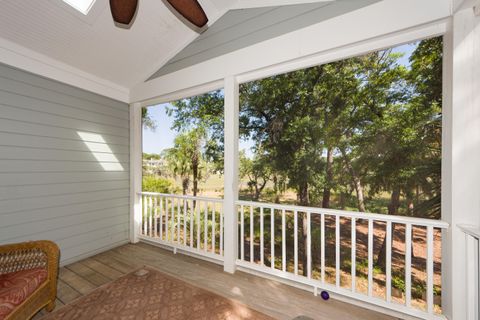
[0,0,380,93]
[0,0,236,88]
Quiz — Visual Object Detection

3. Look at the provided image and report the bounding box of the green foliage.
[153,37,442,219]
[142,176,172,193]
[239,149,271,200]
[164,127,208,196]
[142,107,157,131]
[167,90,225,172]
[392,275,406,291]
[143,153,161,160]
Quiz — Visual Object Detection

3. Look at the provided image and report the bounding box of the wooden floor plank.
[80,257,124,280]
[66,261,111,286]
[92,250,136,274]
[59,267,96,295]
[56,278,81,304]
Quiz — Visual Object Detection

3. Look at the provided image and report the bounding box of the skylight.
[62,0,96,15]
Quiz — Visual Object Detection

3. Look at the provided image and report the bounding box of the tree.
[165,127,207,197]
[408,37,443,219]
[142,176,172,193]
[239,149,270,201]
[241,68,327,275]
[167,91,225,172]
[165,146,190,195]
[142,107,157,130]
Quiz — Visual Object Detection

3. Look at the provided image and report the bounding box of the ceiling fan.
[109,0,208,29]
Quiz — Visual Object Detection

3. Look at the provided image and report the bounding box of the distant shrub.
[142,176,172,193]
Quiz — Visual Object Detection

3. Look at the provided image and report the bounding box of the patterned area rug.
[41,266,275,320]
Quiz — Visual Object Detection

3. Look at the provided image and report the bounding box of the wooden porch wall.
[0,63,130,264]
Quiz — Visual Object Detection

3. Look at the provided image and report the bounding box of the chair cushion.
[0,268,48,319]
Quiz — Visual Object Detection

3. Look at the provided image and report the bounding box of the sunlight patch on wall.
[77,131,124,171]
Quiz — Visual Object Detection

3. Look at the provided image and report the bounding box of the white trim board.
[130,0,451,103]
[140,80,223,107]
[0,37,129,103]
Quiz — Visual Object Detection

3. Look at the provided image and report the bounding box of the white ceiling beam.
[232,0,335,9]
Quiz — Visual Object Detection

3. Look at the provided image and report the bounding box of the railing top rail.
[236,200,449,228]
[139,192,224,203]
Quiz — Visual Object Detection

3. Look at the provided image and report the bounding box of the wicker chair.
[0,241,59,320]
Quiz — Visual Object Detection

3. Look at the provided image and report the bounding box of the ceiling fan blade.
[166,0,208,28]
[110,0,138,25]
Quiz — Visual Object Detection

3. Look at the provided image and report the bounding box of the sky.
[142,42,417,156]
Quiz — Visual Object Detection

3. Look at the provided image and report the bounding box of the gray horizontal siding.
[0,63,130,264]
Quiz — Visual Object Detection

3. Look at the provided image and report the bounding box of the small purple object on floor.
[321,291,329,300]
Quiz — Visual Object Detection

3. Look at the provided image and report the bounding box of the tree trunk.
[192,161,198,197]
[341,149,365,212]
[376,188,401,270]
[182,177,189,195]
[298,182,309,277]
[322,147,334,208]
[273,175,280,204]
[254,179,267,201]
[192,156,199,209]
[340,192,346,210]
[348,166,365,212]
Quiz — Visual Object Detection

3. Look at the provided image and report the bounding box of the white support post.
[443,7,480,320]
[223,75,239,273]
[129,102,143,243]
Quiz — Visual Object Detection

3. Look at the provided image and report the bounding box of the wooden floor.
[34,242,398,320]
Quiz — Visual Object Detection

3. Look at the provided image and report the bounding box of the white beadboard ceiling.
[0,0,235,88]
[0,0,382,94]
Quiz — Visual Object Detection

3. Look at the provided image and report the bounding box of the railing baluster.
[351,217,356,292]
[165,198,169,241]
[368,219,373,297]
[271,208,275,270]
[282,209,286,272]
[196,201,200,249]
[159,197,163,240]
[177,198,181,243]
[171,197,175,242]
[143,195,147,236]
[183,199,187,246]
[204,201,208,252]
[294,210,298,275]
[427,226,434,314]
[155,197,159,238]
[260,207,264,265]
[307,211,311,279]
[386,221,392,302]
[220,204,223,256]
[250,206,254,263]
[190,200,194,248]
[321,213,325,283]
[145,196,149,237]
[241,205,244,261]
[148,197,153,237]
[405,223,412,307]
[212,202,215,253]
[335,215,340,287]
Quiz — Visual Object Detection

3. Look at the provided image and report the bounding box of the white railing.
[138,192,224,262]
[236,200,449,320]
